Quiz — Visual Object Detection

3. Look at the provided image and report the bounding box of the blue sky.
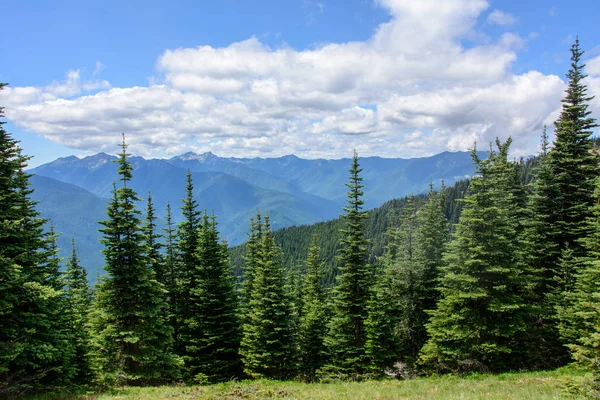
[2,0,600,166]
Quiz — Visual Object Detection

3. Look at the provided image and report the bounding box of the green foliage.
[63,237,93,383]
[179,213,241,383]
[298,234,328,381]
[558,176,600,371]
[325,151,373,378]
[143,192,164,282]
[0,83,74,396]
[174,170,202,354]
[240,214,295,379]
[90,135,180,386]
[366,188,450,374]
[546,38,598,281]
[420,139,530,372]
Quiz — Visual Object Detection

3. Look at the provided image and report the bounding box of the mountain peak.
[175,151,217,162]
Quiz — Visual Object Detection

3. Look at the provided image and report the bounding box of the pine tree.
[325,150,372,378]
[298,234,328,381]
[143,192,164,283]
[63,237,92,383]
[0,83,73,396]
[420,139,529,372]
[179,213,241,383]
[90,135,180,386]
[240,214,295,379]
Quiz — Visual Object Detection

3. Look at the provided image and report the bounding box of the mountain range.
[29,150,483,276]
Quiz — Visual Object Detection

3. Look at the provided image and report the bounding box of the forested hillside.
[229,179,472,285]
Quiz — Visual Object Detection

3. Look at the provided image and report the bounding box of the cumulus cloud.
[1,0,593,160]
[486,9,517,26]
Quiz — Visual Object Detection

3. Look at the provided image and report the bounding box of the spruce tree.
[545,38,598,294]
[522,128,566,365]
[90,135,180,386]
[325,150,372,378]
[143,192,164,283]
[175,170,202,354]
[558,176,600,371]
[240,214,295,379]
[179,213,241,383]
[63,238,92,383]
[298,234,328,381]
[240,212,263,312]
[162,202,179,339]
[0,83,73,396]
[366,192,448,374]
[420,139,529,372]
[415,183,450,316]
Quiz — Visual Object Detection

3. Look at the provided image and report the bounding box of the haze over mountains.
[29,150,483,275]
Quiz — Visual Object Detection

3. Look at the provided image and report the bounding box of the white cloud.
[486,9,518,26]
[2,0,594,160]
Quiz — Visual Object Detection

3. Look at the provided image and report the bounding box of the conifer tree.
[179,213,241,383]
[240,214,295,379]
[366,193,448,374]
[286,261,304,368]
[240,213,263,315]
[298,234,328,381]
[542,39,598,295]
[325,150,372,378]
[175,170,202,353]
[0,83,73,396]
[63,238,92,383]
[162,202,179,338]
[143,192,164,283]
[558,176,600,372]
[420,139,529,372]
[90,135,180,386]
[415,183,450,315]
[522,128,566,365]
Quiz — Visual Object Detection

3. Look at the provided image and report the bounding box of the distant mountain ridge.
[29,150,483,276]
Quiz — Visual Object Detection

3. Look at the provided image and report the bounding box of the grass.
[64,367,589,400]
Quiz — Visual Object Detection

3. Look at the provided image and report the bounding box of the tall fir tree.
[0,83,73,396]
[240,214,295,379]
[90,135,180,386]
[143,192,165,283]
[325,150,372,378]
[522,128,567,366]
[545,38,598,293]
[366,190,449,374]
[63,237,92,383]
[175,170,202,354]
[298,234,328,381]
[414,182,450,318]
[558,176,600,373]
[420,139,530,372]
[162,202,179,339]
[179,213,241,383]
[240,212,263,316]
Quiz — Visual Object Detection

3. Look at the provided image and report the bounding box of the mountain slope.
[29,175,108,277]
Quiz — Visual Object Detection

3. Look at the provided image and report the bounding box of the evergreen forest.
[2,40,600,398]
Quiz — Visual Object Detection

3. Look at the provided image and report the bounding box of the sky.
[1,0,600,166]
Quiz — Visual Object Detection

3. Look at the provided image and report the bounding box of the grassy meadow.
[37,366,594,400]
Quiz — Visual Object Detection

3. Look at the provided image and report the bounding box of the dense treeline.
[1,40,600,397]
